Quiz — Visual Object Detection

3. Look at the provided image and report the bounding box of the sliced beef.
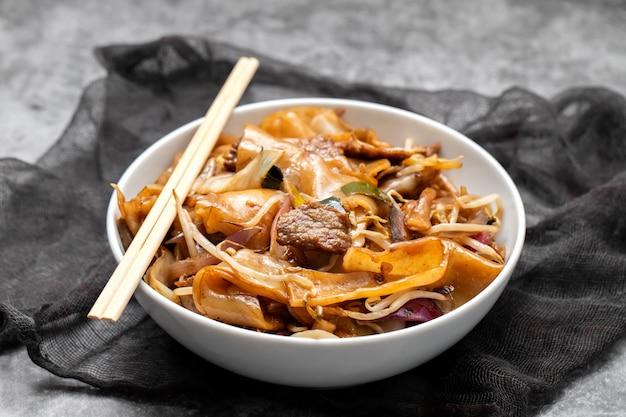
[336,135,414,161]
[276,202,351,254]
[287,135,344,159]
[337,135,441,161]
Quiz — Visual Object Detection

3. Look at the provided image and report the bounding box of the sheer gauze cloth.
[1,36,625,417]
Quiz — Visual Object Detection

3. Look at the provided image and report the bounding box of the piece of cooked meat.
[335,135,414,160]
[284,135,345,159]
[276,202,351,254]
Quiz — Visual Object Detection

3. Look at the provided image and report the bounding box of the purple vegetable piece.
[473,231,494,245]
[387,298,443,322]
[221,226,262,251]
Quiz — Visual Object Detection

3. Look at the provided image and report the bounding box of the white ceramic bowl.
[107,98,525,388]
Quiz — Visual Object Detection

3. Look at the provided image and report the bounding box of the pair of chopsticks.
[88,56,260,321]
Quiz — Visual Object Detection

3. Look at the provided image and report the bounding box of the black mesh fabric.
[1,36,625,416]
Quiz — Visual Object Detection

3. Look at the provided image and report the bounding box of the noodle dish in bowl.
[107,98,525,388]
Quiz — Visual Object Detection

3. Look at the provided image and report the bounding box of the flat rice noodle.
[309,111,348,135]
[342,237,447,281]
[343,237,503,308]
[236,124,301,171]
[223,249,444,308]
[287,269,389,307]
[279,238,449,307]
[436,239,504,308]
[146,248,181,305]
[194,189,282,245]
[197,237,501,311]
[259,107,350,139]
[114,183,162,236]
[210,249,380,308]
[193,265,284,331]
[284,152,358,200]
[259,109,317,139]
[219,250,293,304]
[236,125,362,200]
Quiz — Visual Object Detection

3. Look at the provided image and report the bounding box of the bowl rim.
[107,97,526,346]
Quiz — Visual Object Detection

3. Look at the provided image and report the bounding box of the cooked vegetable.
[341,181,391,204]
[386,298,443,322]
[262,165,284,190]
[116,106,506,338]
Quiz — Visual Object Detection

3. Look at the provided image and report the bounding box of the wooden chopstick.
[88,56,259,321]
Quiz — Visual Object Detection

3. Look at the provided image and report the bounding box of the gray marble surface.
[1,0,625,415]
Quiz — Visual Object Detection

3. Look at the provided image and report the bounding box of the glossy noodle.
[115,106,506,338]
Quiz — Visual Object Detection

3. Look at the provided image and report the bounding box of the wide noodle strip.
[115,106,506,338]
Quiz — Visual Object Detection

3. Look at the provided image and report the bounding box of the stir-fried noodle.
[115,107,506,338]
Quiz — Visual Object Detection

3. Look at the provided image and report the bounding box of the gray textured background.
[1,0,625,416]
